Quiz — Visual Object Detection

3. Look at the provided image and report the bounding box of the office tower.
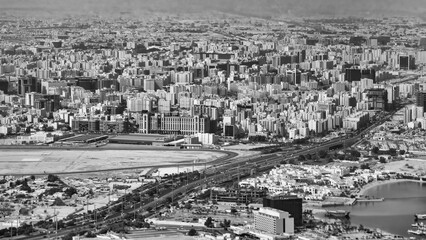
[144,79,155,91]
[345,68,376,83]
[361,69,376,82]
[345,69,361,82]
[76,78,98,92]
[404,107,413,124]
[0,79,8,94]
[417,92,426,113]
[272,55,281,68]
[417,51,426,64]
[367,37,378,47]
[34,94,60,113]
[98,79,117,90]
[18,76,40,96]
[399,55,415,70]
[263,195,303,227]
[376,36,391,45]
[254,207,294,235]
[419,37,426,49]
[349,36,366,46]
[360,78,374,91]
[366,89,388,111]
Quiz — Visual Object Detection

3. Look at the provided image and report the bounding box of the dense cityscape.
[1,1,426,240]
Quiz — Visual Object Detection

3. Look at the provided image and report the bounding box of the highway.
[16,107,399,239]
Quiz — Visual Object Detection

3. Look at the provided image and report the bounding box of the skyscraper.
[417,92,426,113]
[263,195,303,227]
[399,55,415,70]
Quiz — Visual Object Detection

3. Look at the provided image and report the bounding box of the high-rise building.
[254,207,294,235]
[144,79,155,91]
[0,79,9,94]
[366,89,388,111]
[76,78,98,92]
[263,195,303,227]
[399,55,415,70]
[18,76,40,96]
[138,114,212,135]
[419,37,426,49]
[345,68,376,82]
[417,92,426,113]
[404,107,413,124]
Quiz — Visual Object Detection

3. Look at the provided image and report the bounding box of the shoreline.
[358,179,424,196]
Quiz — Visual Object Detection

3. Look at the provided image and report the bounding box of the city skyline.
[0,0,426,18]
[0,1,426,239]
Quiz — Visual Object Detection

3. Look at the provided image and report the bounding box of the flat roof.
[60,134,108,142]
[109,134,171,142]
[265,195,301,200]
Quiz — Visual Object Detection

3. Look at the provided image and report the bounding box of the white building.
[254,207,294,235]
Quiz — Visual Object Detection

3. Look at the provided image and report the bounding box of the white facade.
[254,207,294,235]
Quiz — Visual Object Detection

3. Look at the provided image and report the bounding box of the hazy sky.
[0,0,425,18]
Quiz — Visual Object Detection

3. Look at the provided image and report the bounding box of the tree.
[399,149,406,155]
[47,174,60,182]
[388,148,397,156]
[19,208,30,216]
[371,146,379,154]
[379,157,387,164]
[86,231,97,238]
[204,217,214,228]
[185,202,192,210]
[223,219,231,228]
[188,228,198,236]
[19,223,35,235]
[65,187,77,197]
[351,150,361,158]
[298,155,306,161]
[230,208,238,215]
[62,231,77,240]
[20,181,32,192]
[318,150,328,159]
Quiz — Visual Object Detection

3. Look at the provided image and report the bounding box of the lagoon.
[327,181,426,238]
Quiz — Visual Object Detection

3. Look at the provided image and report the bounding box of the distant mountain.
[0,0,425,18]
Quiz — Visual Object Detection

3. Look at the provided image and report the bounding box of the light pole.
[54,208,58,239]
[94,204,97,229]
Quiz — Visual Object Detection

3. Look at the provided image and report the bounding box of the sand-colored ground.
[0,150,226,175]
[374,158,426,176]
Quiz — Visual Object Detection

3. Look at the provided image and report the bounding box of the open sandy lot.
[0,150,226,175]
[374,158,426,175]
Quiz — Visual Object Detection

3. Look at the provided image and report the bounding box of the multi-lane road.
[17,107,400,239]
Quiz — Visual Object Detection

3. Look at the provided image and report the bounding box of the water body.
[327,181,426,238]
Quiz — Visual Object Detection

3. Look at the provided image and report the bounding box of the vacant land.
[374,158,426,176]
[0,150,226,175]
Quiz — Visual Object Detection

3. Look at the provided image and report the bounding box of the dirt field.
[374,158,426,175]
[0,150,226,175]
